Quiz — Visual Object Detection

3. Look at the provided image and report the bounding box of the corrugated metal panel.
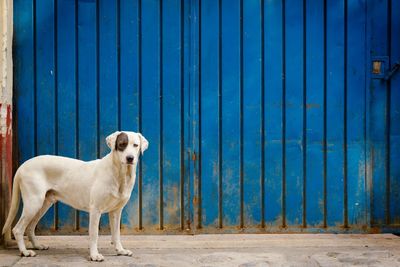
[14,0,189,234]
[368,0,400,228]
[389,0,400,226]
[13,0,400,234]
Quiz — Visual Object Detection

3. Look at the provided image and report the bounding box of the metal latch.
[371,56,400,81]
[371,56,389,80]
[384,61,400,81]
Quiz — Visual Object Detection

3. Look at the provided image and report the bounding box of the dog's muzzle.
[126,156,134,164]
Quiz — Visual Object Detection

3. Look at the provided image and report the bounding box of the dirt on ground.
[1,234,400,266]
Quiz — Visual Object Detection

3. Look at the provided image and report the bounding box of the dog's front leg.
[109,209,133,256]
[89,209,104,261]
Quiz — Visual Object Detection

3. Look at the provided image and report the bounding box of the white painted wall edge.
[0,0,13,243]
[0,0,13,115]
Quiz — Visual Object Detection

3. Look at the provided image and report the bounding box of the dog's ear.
[138,133,149,155]
[106,131,121,149]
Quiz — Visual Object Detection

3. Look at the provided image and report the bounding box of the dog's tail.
[2,174,20,237]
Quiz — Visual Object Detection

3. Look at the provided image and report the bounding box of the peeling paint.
[0,104,12,136]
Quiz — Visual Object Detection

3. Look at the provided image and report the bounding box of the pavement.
[1,234,400,266]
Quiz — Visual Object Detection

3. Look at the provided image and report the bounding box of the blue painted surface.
[389,0,400,225]
[264,0,283,228]
[35,0,56,231]
[347,0,367,227]
[119,0,140,230]
[13,0,35,229]
[242,0,262,227]
[368,0,389,226]
[13,0,400,233]
[285,0,304,226]
[56,0,77,231]
[221,0,241,227]
[98,0,118,230]
[305,0,324,227]
[200,0,220,228]
[326,0,345,227]
[162,0,183,228]
[141,0,161,230]
[77,0,97,230]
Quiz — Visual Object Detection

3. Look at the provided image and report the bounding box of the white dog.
[2,131,148,261]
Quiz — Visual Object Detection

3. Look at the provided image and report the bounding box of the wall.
[0,0,13,244]
[10,0,400,234]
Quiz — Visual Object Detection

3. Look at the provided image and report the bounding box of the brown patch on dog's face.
[115,132,129,151]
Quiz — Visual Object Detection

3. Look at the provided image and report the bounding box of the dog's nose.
[126,156,134,164]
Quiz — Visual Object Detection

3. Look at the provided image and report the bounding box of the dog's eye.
[133,144,139,148]
[118,142,128,148]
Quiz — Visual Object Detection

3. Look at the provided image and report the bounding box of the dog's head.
[106,131,149,165]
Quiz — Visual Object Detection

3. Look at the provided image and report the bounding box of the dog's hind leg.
[26,197,53,250]
[12,195,46,257]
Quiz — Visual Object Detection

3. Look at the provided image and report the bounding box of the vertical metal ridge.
[239,0,244,229]
[96,0,102,230]
[179,0,185,230]
[365,1,375,228]
[74,0,80,231]
[33,0,38,157]
[363,0,369,228]
[75,0,79,161]
[189,0,199,233]
[198,0,202,229]
[159,0,164,231]
[95,0,101,160]
[385,0,392,225]
[302,0,307,229]
[281,0,286,228]
[54,0,59,231]
[218,0,223,229]
[260,0,265,229]
[343,0,349,228]
[323,0,327,228]
[117,0,121,131]
[138,0,143,230]
[54,0,59,159]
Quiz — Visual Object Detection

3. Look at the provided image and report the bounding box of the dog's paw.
[21,250,37,257]
[90,253,105,262]
[34,244,49,250]
[117,249,133,256]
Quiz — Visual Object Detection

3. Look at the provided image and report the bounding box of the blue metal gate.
[13,0,400,234]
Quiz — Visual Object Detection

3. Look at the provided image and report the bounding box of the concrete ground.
[1,234,400,266]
